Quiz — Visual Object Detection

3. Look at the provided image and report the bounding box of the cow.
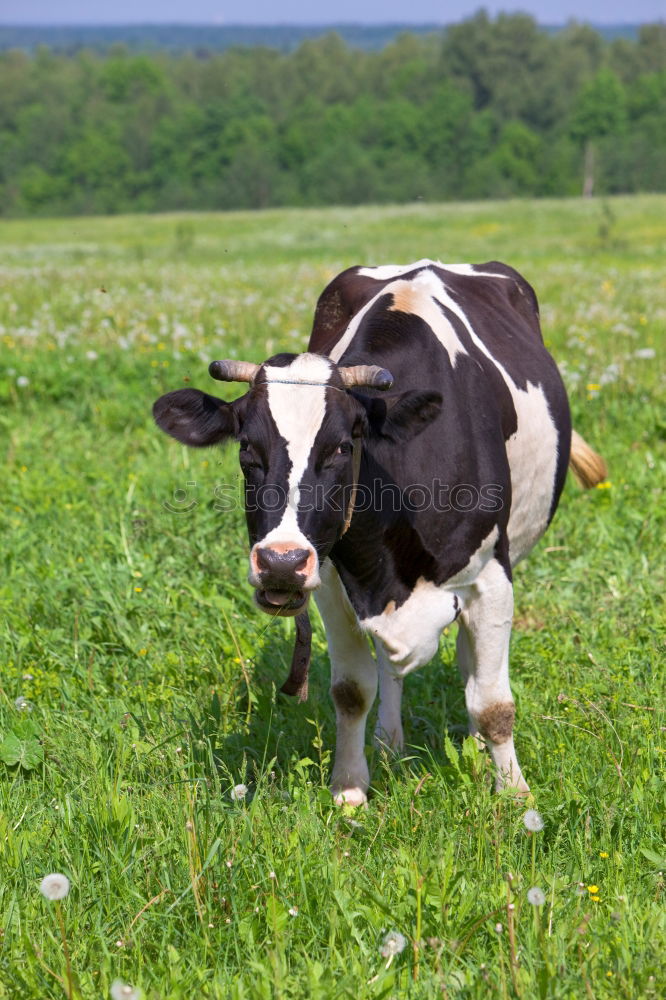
[153,259,606,806]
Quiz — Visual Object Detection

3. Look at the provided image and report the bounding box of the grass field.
[0,195,664,999]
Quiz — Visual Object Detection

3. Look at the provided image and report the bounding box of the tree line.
[0,23,445,55]
[1,13,664,217]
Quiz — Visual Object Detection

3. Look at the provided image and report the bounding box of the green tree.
[491,121,542,195]
[570,68,627,195]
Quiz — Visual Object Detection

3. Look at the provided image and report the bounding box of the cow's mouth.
[255,588,308,616]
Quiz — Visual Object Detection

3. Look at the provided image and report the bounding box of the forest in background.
[1,12,665,216]
[0,21,644,53]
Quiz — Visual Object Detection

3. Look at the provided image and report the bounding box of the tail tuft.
[569,429,607,489]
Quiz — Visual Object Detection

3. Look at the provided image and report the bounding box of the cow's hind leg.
[315,563,377,806]
[457,559,529,794]
[374,642,404,751]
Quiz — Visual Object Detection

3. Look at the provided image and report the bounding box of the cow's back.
[309,260,571,569]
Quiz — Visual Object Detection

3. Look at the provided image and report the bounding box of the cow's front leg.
[374,642,404,751]
[315,563,377,806]
[457,558,529,794]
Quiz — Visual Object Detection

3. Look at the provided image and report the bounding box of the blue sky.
[4,1,665,25]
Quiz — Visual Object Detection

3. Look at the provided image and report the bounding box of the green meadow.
[0,195,664,998]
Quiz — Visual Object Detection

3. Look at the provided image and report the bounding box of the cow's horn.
[338,365,394,391]
[209,360,260,384]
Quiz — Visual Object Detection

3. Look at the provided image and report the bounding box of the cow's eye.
[320,440,353,471]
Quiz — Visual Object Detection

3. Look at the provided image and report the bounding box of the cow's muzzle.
[249,543,319,617]
[254,588,309,616]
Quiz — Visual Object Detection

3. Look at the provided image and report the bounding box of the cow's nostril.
[256,547,310,576]
[256,549,269,572]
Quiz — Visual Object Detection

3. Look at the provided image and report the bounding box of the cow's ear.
[153,389,238,447]
[365,390,442,443]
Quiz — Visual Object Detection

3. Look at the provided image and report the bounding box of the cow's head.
[153,353,441,617]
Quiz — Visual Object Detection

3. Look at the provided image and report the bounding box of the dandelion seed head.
[16,375,30,388]
[495,923,503,934]
[231,783,248,801]
[39,873,70,901]
[523,809,544,833]
[527,887,546,906]
[110,980,141,1000]
[380,930,407,958]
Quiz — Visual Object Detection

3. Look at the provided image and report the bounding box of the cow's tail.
[569,429,607,488]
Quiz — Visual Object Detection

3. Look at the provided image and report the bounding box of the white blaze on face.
[258,354,332,554]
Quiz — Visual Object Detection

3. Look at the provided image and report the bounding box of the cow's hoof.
[496,776,530,797]
[374,727,404,753]
[332,786,368,807]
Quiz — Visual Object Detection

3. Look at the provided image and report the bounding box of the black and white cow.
[154,259,605,806]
